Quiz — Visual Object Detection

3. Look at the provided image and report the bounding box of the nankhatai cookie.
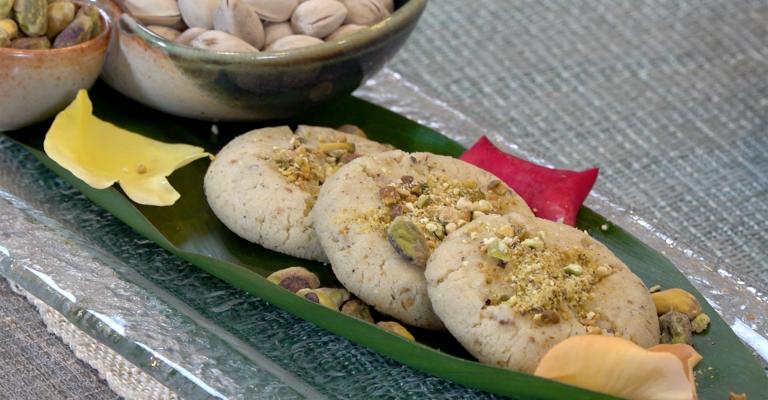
[425,213,660,372]
[204,125,392,261]
[312,150,533,329]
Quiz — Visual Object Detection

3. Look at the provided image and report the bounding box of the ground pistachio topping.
[359,174,519,266]
[473,223,615,327]
[272,129,358,203]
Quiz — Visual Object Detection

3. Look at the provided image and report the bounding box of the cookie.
[204,125,392,261]
[425,213,660,372]
[312,150,533,329]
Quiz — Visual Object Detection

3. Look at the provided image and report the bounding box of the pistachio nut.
[75,5,102,37]
[0,0,12,19]
[0,17,18,39]
[291,0,347,38]
[123,0,183,28]
[340,0,390,26]
[175,26,207,45]
[297,287,351,310]
[0,28,9,47]
[533,310,561,326]
[659,310,693,345]
[11,35,50,49]
[266,266,320,293]
[178,0,218,29]
[213,0,264,49]
[340,299,374,323]
[337,124,367,138]
[148,25,181,41]
[387,216,429,267]
[376,321,415,340]
[691,313,710,334]
[326,23,365,41]
[45,1,74,39]
[651,288,702,319]
[189,30,259,52]
[244,0,298,22]
[52,15,92,48]
[13,0,47,37]
[263,21,292,47]
[265,34,322,51]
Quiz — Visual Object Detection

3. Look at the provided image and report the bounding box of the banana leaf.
[5,82,766,399]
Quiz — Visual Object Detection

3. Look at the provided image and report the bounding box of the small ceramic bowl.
[0,2,111,131]
[101,0,428,122]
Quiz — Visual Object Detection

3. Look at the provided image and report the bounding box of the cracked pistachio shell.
[175,26,206,44]
[0,18,18,39]
[340,0,390,26]
[53,14,92,47]
[213,0,264,49]
[11,35,50,49]
[123,0,182,28]
[45,1,74,39]
[243,0,298,22]
[0,28,10,47]
[326,23,365,41]
[14,0,47,37]
[265,34,322,51]
[291,0,346,38]
[0,0,12,19]
[147,25,181,40]
[263,21,292,47]
[178,0,219,29]
[190,30,258,52]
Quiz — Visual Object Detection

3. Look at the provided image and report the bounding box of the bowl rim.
[0,1,112,57]
[118,0,428,65]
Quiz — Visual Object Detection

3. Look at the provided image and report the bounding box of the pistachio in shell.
[376,321,415,341]
[123,0,183,28]
[189,29,258,52]
[326,24,365,41]
[75,5,102,37]
[53,14,92,48]
[45,1,74,40]
[244,0,298,23]
[0,0,12,19]
[11,35,50,49]
[266,266,320,293]
[213,0,264,49]
[263,21,292,47]
[340,0,391,26]
[297,287,351,310]
[0,28,9,47]
[0,17,18,39]
[175,27,206,45]
[265,34,322,51]
[291,0,346,38]
[13,0,47,37]
[340,299,374,323]
[387,216,429,267]
[178,0,218,29]
[147,25,181,41]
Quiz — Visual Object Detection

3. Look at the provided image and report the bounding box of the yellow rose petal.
[43,90,212,206]
[535,335,700,400]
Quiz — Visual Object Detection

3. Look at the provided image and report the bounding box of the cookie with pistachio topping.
[425,213,659,372]
[312,150,533,329]
[204,126,392,262]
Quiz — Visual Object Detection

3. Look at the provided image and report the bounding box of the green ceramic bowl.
[100,0,428,122]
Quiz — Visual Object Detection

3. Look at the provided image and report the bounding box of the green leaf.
[5,82,766,399]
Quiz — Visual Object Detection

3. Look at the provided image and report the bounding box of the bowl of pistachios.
[0,0,111,131]
[100,0,427,121]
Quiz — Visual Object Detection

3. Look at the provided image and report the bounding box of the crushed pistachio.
[563,263,584,276]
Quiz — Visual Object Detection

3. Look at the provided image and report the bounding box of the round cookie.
[312,150,533,329]
[425,213,660,372]
[204,125,392,262]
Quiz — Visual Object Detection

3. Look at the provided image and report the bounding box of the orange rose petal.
[534,335,699,400]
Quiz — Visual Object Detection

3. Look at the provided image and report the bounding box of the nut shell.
[178,0,218,29]
[326,23,365,41]
[213,0,264,49]
[263,21,292,47]
[244,0,298,22]
[265,34,322,51]
[175,26,207,44]
[148,25,181,41]
[291,0,347,38]
[340,0,390,26]
[189,29,258,52]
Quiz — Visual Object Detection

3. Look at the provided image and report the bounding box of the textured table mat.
[1,0,767,398]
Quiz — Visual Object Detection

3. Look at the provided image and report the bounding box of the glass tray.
[0,69,766,399]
